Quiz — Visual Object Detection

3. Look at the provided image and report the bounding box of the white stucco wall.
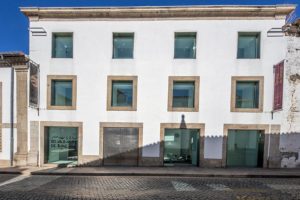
[0,68,17,161]
[27,18,287,159]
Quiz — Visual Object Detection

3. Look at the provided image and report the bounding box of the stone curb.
[29,172,300,178]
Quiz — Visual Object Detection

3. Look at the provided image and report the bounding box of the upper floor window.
[47,75,77,110]
[237,32,260,59]
[112,80,133,107]
[168,76,199,112]
[174,32,196,59]
[113,33,134,59]
[231,76,264,112]
[107,76,137,111]
[52,33,73,58]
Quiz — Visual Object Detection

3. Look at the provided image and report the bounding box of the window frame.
[168,76,200,112]
[112,32,135,59]
[237,32,261,59]
[174,32,197,59]
[52,32,74,59]
[47,75,77,110]
[107,76,138,111]
[231,76,264,113]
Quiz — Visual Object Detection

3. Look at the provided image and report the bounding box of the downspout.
[10,67,14,167]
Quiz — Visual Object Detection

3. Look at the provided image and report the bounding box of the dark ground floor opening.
[226,129,264,168]
[103,127,139,166]
[163,128,199,166]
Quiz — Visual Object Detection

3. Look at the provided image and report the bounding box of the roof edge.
[20,5,296,20]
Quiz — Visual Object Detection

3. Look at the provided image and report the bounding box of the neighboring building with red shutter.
[0,5,300,169]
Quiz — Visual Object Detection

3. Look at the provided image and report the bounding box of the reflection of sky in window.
[112,81,133,106]
[173,82,194,107]
[51,80,72,106]
[237,34,259,58]
[53,34,73,58]
[175,33,196,58]
[236,81,259,108]
[113,34,134,58]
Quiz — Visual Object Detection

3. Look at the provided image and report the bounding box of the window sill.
[168,107,199,112]
[47,106,76,110]
[231,108,263,113]
[107,106,137,111]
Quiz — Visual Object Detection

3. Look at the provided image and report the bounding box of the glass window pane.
[236,81,259,109]
[46,127,78,164]
[227,130,262,167]
[51,80,73,106]
[174,33,196,58]
[52,33,73,58]
[113,33,134,58]
[237,33,260,59]
[164,129,199,165]
[112,81,133,107]
[173,81,195,108]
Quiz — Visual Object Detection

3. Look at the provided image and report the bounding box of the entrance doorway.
[163,129,199,166]
[103,127,139,166]
[45,127,78,165]
[226,130,264,167]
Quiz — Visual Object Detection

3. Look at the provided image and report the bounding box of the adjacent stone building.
[0,5,299,168]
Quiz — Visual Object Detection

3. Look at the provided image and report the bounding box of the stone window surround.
[99,122,143,166]
[159,123,205,167]
[51,32,73,59]
[222,124,273,168]
[47,75,77,110]
[39,121,83,166]
[168,76,200,112]
[107,76,138,111]
[230,76,264,113]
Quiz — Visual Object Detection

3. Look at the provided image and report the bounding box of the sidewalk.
[1,166,300,178]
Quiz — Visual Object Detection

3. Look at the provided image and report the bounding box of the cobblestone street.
[0,174,300,200]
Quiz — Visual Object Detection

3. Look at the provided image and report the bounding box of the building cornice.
[20,5,296,21]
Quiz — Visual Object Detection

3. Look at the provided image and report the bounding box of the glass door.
[164,129,199,166]
[227,130,264,167]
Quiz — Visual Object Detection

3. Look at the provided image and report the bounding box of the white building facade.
[0,5,299,168]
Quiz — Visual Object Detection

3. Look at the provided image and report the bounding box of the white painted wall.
[0,68,17,161]
[27,18,287,159]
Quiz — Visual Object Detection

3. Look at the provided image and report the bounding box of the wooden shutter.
[273,61,284,111]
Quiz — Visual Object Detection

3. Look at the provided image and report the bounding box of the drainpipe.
[10,67,14,167]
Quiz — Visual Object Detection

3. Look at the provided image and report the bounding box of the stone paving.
[0,175,300,200]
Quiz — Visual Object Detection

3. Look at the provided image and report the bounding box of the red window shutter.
[273,61,284,111]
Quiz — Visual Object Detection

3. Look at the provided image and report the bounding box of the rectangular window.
[112,81,133,107]
[231,76,264,112]
[113,33,134,59]
[47,75,77,110]
[51,80,73,106]
[237,32,260,59]
[174,32,196,59]
[236,81,259,109]
[52,33,73,58]
[107,76,137,111]
[168,76,199,112]
[173,81,195,108]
